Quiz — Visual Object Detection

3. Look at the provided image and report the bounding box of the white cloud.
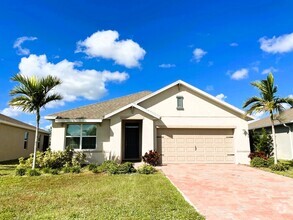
[158,63,176,68]
[230,42,238,47]
[205,85,214,91]
[230,68,249,80]
[261,66,278,75]
[1,107,26,117]
[76,30,146,68]
[193,48,207,62]
[18,54,129,107]
[289,94,293,99]
[13,36,37,55]
[259,32,293,53]
[251,111,265,119]
[215,93,227,101]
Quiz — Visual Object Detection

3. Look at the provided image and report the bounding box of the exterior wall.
[253,125,293,160]
[0,124,47,162]
[50,109,155,164]
[140,86,251,164]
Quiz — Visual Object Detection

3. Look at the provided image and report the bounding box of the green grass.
[260,166,293,178]
[0,164,204,220]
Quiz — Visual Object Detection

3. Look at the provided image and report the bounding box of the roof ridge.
[49,90,152,116]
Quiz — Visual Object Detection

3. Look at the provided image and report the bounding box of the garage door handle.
[227,154,235,156]
[194,146,197,151]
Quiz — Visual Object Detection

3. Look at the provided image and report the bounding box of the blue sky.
[1,0,293,129]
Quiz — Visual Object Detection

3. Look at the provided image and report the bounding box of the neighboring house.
[46,80,253,164]
[249,108,293,160]
[0,114,50,162]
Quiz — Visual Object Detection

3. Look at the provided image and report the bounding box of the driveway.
[161,164,293,220]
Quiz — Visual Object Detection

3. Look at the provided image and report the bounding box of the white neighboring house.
[249,108,293,160]
[45,80,254,164]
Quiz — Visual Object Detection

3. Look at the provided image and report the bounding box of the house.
[249,108,293,160]
[45,80,253,164]
[0,113,50,162]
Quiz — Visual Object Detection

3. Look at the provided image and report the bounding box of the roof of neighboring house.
[0,113,49,133]
[48,91,152,119]
[249,108,293,130]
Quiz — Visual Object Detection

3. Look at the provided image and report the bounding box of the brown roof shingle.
[0,113,48,133]
[50,91,152,119]
[249,108,293,130]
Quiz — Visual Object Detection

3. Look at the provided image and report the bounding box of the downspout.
[283,123,293,160]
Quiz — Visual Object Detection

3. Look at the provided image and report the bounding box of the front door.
[124,122,140,160]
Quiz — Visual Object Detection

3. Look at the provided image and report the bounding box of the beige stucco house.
[0,113,49,162]
[249,108,293,160]
[46,80,254,164]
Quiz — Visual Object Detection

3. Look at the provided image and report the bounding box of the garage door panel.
[158,128,234,164]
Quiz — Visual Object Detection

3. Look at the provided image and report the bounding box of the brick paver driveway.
[161,164,293,220]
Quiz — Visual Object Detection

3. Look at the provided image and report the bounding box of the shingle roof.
[0,113,48,133]
[50,91,152,119]
[249,108,293,130]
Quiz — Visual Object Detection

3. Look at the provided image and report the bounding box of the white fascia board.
[134,80,255,121]
[104,104,160,119]
[55,119,103,123]
[44,115,58,120]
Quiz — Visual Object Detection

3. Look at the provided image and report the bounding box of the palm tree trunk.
[32,109,40,169]
[270,113,277,164]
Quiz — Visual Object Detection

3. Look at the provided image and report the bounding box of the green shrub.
[142,150,161,166]
[15,167,26,176]
[250,157,268,167]
[137,164,156,174]
[27,169,41,176]
[88,163,97,171]
[267,157,274,167]
[116,162,136,174]
[249,129,274,158]
[269,163,290,171]
[62,166,71,173]
[71,166,81,174]
[99,160,118,172]
[42,167,51,174]
[50,169,59,175]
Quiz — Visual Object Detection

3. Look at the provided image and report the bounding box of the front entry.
[123,121,142,161]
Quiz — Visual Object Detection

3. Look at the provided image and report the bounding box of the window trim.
[176,96,184,110]
[24,131,29,150]
[65,124,97,150]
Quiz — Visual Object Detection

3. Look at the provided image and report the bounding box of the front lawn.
[0,164,204,219]
[260,167,293,178]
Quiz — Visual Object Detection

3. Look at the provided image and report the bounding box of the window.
[24,132,29,149]
[176,96,184,110]
[66,124,96,150]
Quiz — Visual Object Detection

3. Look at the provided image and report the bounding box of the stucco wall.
[0,124,47,161]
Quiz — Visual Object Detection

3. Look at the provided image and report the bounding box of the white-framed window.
[176,96,184,110]
[24,132,29,149]
[65,124,97,150]
[37,135,41,148]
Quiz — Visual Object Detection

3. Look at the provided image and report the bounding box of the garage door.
[157,128,235,164]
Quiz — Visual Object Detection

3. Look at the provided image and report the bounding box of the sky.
[1,0,293,129]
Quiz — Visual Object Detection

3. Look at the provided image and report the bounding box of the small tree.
[9,74,62,169]
[250,128,273,158]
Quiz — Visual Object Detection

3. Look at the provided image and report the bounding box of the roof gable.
[136,80,254,121]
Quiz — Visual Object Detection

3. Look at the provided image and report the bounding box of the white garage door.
[157,128,235,164]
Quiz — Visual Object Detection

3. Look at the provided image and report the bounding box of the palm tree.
[243,73,293,164]
[9,74,62,169]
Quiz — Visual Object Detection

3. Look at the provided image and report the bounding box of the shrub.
[142,150,161,166]
[137,164,156,174]
[269,163,290,171]
[27,169,41,176]
[250,157,268,168]
[62,166,71,173]
[99,160,118,172]
[267,157,274,167]
[15,167,26,176]
[249,129,273,158]
[88,163,97,171]
[42,167,51,174]
[71,166,81,174]
[50,169,59,175]
[116,162,136,174]
[248,151,267,160]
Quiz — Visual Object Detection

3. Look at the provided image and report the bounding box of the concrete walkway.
[161,164,293,220]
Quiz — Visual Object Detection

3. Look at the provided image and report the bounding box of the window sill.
[176,107,184,110]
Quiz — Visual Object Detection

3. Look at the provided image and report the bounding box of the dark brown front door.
[124,122,140,160]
